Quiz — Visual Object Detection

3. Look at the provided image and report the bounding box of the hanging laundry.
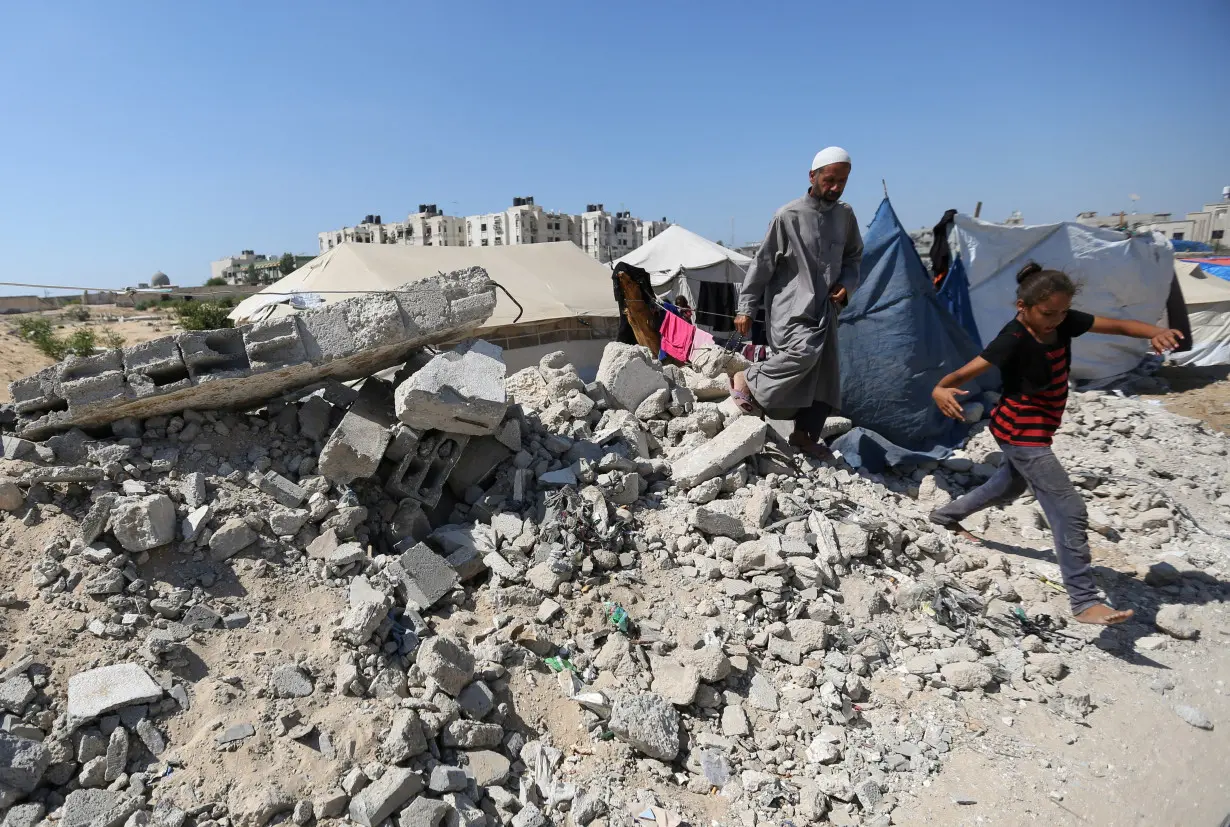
[659,304,697,363]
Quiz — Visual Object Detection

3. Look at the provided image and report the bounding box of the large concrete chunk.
[60,790,139,827]
[596,343,669,412]
[608,693,680,760]
[388,542,458,611]
[319,379,397,485]
[8,270,497,440]
[348,767,424,827]
[110,494,176,552]
[67,664,164,722]
[416,636,475,696]
[0,732,50,795]
[395,341,508,436]
[671,416,768,490]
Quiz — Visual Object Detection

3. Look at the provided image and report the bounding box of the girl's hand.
[932,386,969,420]
[1150,328,1184,353]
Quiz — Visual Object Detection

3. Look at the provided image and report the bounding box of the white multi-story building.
[319,197,669,260]
[210,250,312,285]
[1078,189,1230,248]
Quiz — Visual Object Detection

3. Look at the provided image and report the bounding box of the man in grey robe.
[731,146,864,460]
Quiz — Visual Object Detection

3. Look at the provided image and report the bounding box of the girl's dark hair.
[1016,262,1078,306]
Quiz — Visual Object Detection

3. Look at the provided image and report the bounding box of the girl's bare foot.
[729,371,760,415]
[1073,604,1134,625]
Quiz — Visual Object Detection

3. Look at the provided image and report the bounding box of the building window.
[481,239,488,246]
[1213,230,1224,240]
[1172,232,1184,240]
[481,223,487,231]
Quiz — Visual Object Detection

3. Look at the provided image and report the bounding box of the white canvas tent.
[951,215,1174,382]
[614,225,751,301]
[229,241,619,374]
[1169,260,1230,367]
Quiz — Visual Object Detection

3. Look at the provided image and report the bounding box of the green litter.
[604,602,632,634]
[544,656,578,673]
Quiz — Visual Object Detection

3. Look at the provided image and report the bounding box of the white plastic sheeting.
[1169,261,1230,367]
[952,216,1174,381]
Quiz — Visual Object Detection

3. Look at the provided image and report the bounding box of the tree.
[278,252,296,276]
[243,264,259,285]
[205,277,227,286]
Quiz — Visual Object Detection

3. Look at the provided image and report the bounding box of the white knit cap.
[811,146,851,171]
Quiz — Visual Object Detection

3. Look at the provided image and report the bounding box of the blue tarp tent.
[833,199,994,471]
[1170,239,1213,254]
[937,256,981,345]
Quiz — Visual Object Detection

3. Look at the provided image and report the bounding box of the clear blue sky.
[2,0,1227,295]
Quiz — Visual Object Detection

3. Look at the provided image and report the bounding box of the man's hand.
[829,284,848,306]
[932,386,969,420]
[734,314,752,336]
[1149,328,1184,354]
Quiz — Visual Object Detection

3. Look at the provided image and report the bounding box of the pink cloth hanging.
[692,327,716,350]
[659,310,696,362]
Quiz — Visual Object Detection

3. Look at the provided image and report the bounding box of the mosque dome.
[151,271,170,287]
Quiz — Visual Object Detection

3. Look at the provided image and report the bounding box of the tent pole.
[881,179,888,199]
[974,201,983,219]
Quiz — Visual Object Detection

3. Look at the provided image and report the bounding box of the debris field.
[0,266,1227,827]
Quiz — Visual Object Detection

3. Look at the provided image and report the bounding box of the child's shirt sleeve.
[978,327,1021,367]
[1059,310,1096,337]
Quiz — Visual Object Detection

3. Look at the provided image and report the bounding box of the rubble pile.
[0,330,1228,827]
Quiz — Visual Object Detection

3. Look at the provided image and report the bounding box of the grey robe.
[737,193,863,417]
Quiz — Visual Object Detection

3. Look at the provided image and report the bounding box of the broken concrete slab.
[595,343,669,413]
[671,415,768,490]
[395,340,509,436]
[348,767,424,827]
[319,379,398,485]
[9,270,497,440]
[67,664,163,723]
[388,542,458,611]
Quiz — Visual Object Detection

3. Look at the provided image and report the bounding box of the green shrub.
[64,328,97,357]
[205,277,228,287]
[17,317,68,359]
[174,301,234,331]
[100,329,126,349]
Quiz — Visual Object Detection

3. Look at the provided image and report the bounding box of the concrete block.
[242,317,307,372]
[208,518,258,561]
[388,541,458,611]
[0,732,50,794]
[176,328,251,383]
[398,797,451,827]
[385,431,470,507]
[295,302,356,362]
[416,636,475,696]
[383,424,421,463]
[255,471,307,507]
[110,494,177,551]
[0,434,37,460]
[344,293,408,351]
[319,379,397,485]
[298,395,333,441]
[671,416,768,490]
[60,790,139,827]
[347,767,424,827]
[9,367,63,416]
[58,351,128,408]
[445,435,513,498]
[123,337,191,398]
[595,342,668,412]
[67,664,163,723]
[394,341,508,436]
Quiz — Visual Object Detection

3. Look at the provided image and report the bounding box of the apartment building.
[318,197,669,260]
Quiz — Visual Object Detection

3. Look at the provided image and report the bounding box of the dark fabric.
[932,441,1100,614]
[981,310,1094,446]
[696,282,736,332]
[835,198,992,462]
[1165,273,1193,353]
[936,257,982,345]
[928,208,959,281]
[612,264,661,346]
[794,400,832,440]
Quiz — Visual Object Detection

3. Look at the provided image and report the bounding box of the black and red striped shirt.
[981,310,1095,446]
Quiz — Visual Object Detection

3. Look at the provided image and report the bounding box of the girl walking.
[930,263,1184,625]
